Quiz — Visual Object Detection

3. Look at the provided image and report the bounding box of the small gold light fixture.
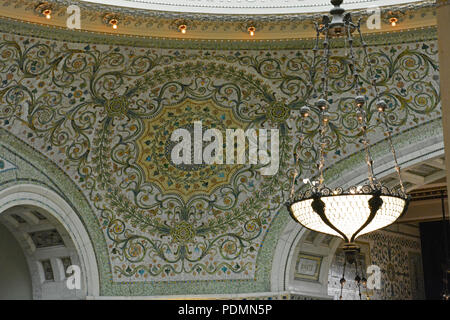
[35,2,52,20]
[389,17,398,27]
[104,14,120,30]
[110,18,119,30]
[43,8,51,19]
[178,24,187,34]
[248,26,256,37]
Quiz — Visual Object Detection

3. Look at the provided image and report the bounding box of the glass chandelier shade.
[288,186,409,244]
[287,0,410,248]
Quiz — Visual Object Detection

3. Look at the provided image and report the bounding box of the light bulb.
[178,25,187,34]
[109,19,118,30]
[389,18,398,27]
[300,106,310,118]
[376,100,387,113]
[43,9,51,20]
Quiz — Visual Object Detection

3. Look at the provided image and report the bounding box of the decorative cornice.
[410,187,447,201]
[0,0,438,41]
[47,0,436,22]
[0,16,438,49]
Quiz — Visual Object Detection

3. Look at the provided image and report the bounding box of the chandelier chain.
[356,21,405,193]
[385,126,406,192]
[318,25,331,188]
[290,23,321,199]
[339,258,347,300]
[355,257,363,300]
[345,19,379,189]
[356,20,381,100]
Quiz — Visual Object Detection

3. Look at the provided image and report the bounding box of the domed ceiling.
[0,0,442,297]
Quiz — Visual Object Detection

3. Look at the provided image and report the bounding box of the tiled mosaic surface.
[0,21,440,295]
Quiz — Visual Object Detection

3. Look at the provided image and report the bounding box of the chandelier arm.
[311,195,350,242]
[354,258,363,300]
[356,20,381,100]
[399,193,411,218]
[339,258,347,300]
[350,190,383,242]
[384,119,406,193]
[290,123,305,199]
[357,21,406,193]
[311,22,321,95]
[345,20,379,189]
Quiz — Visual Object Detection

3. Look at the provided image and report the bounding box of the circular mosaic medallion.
[136,98,246,200]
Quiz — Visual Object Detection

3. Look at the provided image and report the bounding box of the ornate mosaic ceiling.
[0,1,442,296]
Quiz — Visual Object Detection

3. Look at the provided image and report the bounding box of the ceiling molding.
[0,16,438,50]
[0,0,437,41]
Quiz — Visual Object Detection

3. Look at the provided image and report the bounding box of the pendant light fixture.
[287,0,410,267]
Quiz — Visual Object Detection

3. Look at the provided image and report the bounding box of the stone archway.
[0,184,100,299]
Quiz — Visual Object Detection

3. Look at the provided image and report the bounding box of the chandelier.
[286,0,410,298]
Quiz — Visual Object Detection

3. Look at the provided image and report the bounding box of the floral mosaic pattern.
[0,28,440,284]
